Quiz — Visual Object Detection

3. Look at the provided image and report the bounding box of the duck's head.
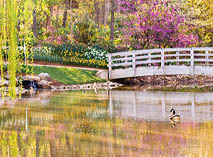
[170,108,175,115]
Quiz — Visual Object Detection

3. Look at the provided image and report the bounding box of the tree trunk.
[102,0,109,26]
[46,6,53,29]
[33,0,38,39]
[102,1,106,25]
[110,0,115,40]
[70,0,73,38]
[62,0,69,28]
[56,6,59,32]
[94,1,100,26]
[116,0,121,13]
[36,131,40,157]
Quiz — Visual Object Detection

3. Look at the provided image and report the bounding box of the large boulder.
[38,73,50,80]
[24,75,41,81]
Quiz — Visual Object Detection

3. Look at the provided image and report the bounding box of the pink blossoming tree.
[118,0,198,49]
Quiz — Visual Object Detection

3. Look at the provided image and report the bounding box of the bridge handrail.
[106,47,213,57]
[107,47,213,79]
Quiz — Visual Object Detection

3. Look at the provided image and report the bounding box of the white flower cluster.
[33,46,52,55]
[84,47,107,60]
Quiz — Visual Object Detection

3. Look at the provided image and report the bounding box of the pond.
[0,90,213,156]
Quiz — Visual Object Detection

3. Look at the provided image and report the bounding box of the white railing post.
[190,48,194,74]
[132,51,136,76]
[148,52,151,66]
[108,54,112,79]
[125,55,128,69]
[176,51,179,65]
[205,50,209,65]
[161,49,164,74]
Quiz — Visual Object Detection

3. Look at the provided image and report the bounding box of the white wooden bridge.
[107,47,213,80]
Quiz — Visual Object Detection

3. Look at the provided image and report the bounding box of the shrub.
[32,43,108,69]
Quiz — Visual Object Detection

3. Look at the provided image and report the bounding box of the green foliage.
[72,20,117,53]
[73,20,97,45]
[90,25,117,53]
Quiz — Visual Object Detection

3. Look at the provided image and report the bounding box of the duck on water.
[170,109,180,127]
[170,108,180,122]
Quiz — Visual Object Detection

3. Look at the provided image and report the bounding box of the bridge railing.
[107,47,213,79]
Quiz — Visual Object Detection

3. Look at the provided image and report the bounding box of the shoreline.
[114,75,213,92]
[0,81,122,97]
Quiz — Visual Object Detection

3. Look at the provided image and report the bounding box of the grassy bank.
[33,66,105,85]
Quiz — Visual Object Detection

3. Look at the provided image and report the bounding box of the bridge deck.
[107,47,213,79]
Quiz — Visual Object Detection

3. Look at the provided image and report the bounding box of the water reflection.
[109,90,213,122]
[0,90,212,156]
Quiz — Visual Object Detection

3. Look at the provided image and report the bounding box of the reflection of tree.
[0,116,213,156]
[36,131,40,157]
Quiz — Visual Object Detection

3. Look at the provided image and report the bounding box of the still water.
[0,90,213,156]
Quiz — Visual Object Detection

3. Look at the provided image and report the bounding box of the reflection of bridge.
[108,90,213,122]
[107,47,213,79]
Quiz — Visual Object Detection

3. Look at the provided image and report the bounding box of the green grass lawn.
[33,66,105,85]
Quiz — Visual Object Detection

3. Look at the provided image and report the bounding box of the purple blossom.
[118,0,198,49]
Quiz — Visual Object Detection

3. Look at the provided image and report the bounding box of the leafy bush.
[32,43,108,69]
[73,20,97,45]
[42,43,85,56]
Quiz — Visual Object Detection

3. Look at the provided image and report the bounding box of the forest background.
[0,0,213,69]
[0,0,212,98]
[29,0,212,47]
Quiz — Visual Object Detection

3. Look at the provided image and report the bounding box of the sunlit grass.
[33,66,105,85]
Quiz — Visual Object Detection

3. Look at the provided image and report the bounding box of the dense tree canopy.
[2,0,209,49]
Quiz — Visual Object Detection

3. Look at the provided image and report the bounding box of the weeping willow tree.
[0,0,33,99]
[0,0,6,97]
[7,0,18,98]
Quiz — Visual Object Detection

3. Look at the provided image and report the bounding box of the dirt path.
[32,61,106,72]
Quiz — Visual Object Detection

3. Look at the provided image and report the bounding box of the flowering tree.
[119,0,198,49]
